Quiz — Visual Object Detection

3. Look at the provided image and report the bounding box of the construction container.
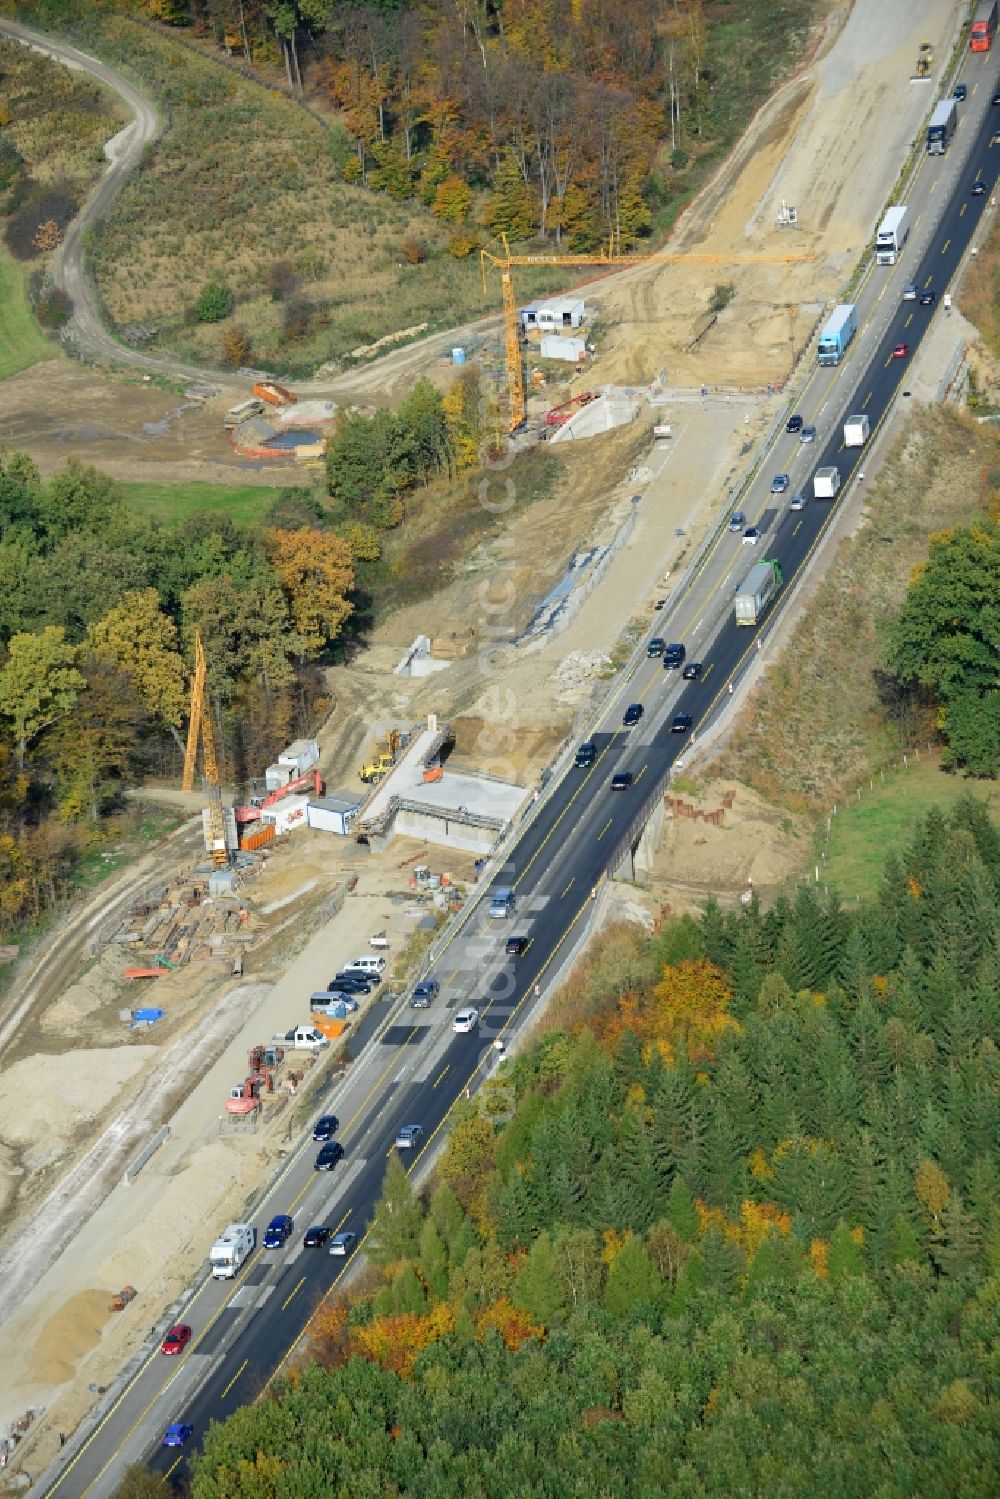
[265,763,291,792]
[252,381,296,406]
[540,335,586,362]
[278,739,320,774]
[261,793,310,835]
[240,824,275,852]
[306,795,360,836]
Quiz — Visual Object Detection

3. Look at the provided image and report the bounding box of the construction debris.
[106,864,257,970]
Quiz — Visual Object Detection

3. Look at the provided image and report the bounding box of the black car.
[574,741,597,768]
[785,413,803,433]
[303,1225,331,1248]
[671,714,693,734]
[954,82,967,101]
[610,771,634,790]
[312,1114,339,1141]
[993,91,1000,106]
[971,181,986,196]
[411,978,440,1007]
[663,643,686,668]
[918,289,936,305]
[315,1141,345,1171]
[622,702,644,726]
[331,975,371,993]
[682,661,703,680]
[505,935,529,957]
[647,637,666,658]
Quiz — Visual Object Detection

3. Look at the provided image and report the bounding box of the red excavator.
[225,1044,283,1115]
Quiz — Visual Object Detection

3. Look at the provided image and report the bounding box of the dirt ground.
[0,0,968,1477]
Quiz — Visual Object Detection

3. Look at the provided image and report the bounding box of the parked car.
[891,343,909,359]
[682,661,703,680]
[785,414,803,433]
[315,1141,345,1171]
[263,1214,294,1249]
[505,935,529,957]
[622,702,644,726]
[574,741,596,767]
[303,1225,331,1248]
[161,1324,192,1356]
[323,991,360,1012]
[395,1124,424,1150]
[770,473,790,494]
[453,1007,480,1033]
[313,1115,338,1142]
[411,978,440,1008]
[728,510,747,532]
[329,1231,358,1256]
[330,975,371,993]
[671,714,693,734]
[163,1424,193,1448]
[610,770,633,790]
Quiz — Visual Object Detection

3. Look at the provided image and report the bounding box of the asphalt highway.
[39,61,998,1499]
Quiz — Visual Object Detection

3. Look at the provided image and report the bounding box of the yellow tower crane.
[480,234,816,432]
[181,631,229,868]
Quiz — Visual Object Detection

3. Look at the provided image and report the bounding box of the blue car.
[263,1214,293,1249]
[313,1115,338,1142]
[163,1423,193,1448]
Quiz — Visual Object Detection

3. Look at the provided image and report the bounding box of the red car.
[161,1323,192,1356]
[891,342,909,359]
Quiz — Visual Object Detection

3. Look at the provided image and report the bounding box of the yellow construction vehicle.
[914,42,933,79]
[359,729,401,784]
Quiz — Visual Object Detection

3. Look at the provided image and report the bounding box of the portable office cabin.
[520,296,586,332]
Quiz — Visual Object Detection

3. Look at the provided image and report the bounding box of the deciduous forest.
[163,800,1000,1497]
[111,0,812,249]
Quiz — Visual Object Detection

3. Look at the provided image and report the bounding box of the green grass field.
[120,479,280,526]
[0,247,57,380]
[821,756,1000,899]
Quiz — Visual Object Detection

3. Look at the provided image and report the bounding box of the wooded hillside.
[177,799,1000,1497]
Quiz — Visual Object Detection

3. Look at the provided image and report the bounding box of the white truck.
[843,415,870,448]
[814,466,841,500]
[275,1025,330,1052]
[875,206,909,265]
[210,1222,255,1279]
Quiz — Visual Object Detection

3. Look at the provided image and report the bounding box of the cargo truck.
[734,559,782,626]
[843,415,870,447]
[927,98,958,154]
[970,1,997,51]
[875,206,909,265]
[817,304,857,366]
[210,1222,255,1279]
[814,466,841,499]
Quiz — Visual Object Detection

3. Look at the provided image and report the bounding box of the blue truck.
[817,303,857,367]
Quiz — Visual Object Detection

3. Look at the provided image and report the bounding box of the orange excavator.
[225,1043,283,1115]
[234,768,324,825]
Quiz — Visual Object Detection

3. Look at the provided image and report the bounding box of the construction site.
[0,0,982,1481]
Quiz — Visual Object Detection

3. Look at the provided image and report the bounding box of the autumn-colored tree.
[647,958,739,1064]
[433,174,473,224]
[308,1297,352,1370]
[475,1296,544,1351]
[89,588,187,751]
[0,626,84,770]
[442,368,488,471]
[915,1158,951,1226]
[351,1303,455,1376]
[221,324,252,366]
[265,528,354,657]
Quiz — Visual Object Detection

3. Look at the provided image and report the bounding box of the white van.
[344,955,386,979]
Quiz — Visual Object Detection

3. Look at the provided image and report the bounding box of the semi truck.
[843,415,870,447]
[817,304,857,366]
[210,1223,255,1279]
[814,466,841,499]
[875,206,909,265]
[970,1,997,51]
[927,98,958,154]
[734,559,782,626]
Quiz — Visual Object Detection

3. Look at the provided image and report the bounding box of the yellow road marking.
[220,1360,247,1400]
[433,1064,449,1088]
[281,1277,305,1311]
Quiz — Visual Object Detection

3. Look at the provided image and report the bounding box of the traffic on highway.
[42,54,999,1499]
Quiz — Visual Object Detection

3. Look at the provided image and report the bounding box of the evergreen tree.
[604,1235,665,1319]
[514,1230,565,1326]
[613,1028,645,1093]
[700,897,731,969]
[887,1212,923,1268]
[827,1221,866,1282]
[616,1104,669,1232]
[930,1191,981,1282]
[699,1225,744,1295]
[704,1101,746,1214]
[666,1177,699,1242]
[366,1154,424,1266]
[391,1262,428,1315]
[491,1167,543,1251]
[417,1219,450,1302]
